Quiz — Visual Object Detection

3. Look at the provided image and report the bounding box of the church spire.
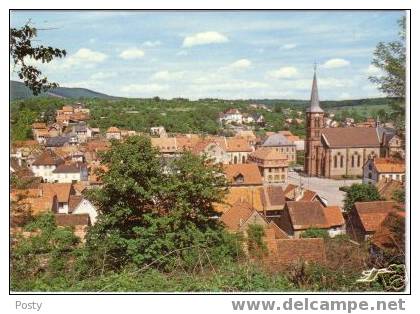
[307,63,323,113]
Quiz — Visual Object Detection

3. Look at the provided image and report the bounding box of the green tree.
[10,23,66,95]
[246,224,267,257]
[343,183,382,212]
[369,17,406,99]
[85,135,231,269]
[300,228,329,239]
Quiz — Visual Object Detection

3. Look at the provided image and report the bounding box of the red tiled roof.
[286,201,330,230]
[260,186,286,210]
[274,238,327,265]
[32,150,64,166]
[220,200,254,232]
[68,195,83,212]
[55,213,90,226]
[224,164,262,186]
[354,201,400,232]
[373,158,405,173]
[249,148,287,161]
[323,206,345,227]
[321,127,380,148]
[371,211,405,251]
[41,183,73,203]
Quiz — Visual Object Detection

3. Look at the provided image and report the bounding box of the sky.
[10,10,405,100]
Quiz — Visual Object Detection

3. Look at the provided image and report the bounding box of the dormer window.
[233,173,244,184]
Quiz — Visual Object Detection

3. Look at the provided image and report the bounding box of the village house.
[223,163,263,187]
[363,157,405,184]
[234,130,257,147]
[283,183,327,206]
[219,108,243,125]
[346,200,401,242]
[150,126,167,138]
[260,185,286,217]
[278,131,305,151]
[248,148,288,184]
[259,133,296,164]
[191,139,230,164]
[31,150,64,182]
[40,183,75,214]
[105,127,122,140]
[72,122,92,143]
[68,195,98,225]
[51,162,88,183]
[278,201,345,238]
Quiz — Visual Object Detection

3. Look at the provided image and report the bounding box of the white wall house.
[52,163,88,183]
[31,151,64,182]
[71,198,98,225]
[363,158,405,185]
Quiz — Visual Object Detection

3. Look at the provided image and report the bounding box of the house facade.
[363,157,405,184]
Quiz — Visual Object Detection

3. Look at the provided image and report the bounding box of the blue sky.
[10,10,405,100]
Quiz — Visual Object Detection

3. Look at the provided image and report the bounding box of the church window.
[233,156,238,164]
[334,156,338,168]
[242,156,246,163]
[351,156,355,167]
[357,155,361,167]
[340,155,344,168]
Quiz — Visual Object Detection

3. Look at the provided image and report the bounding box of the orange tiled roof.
[32,150,64,166]
[220,200,255,232]
[223,164,262,186]
[271,238,327,266]
[376,179,404,201]
[286,201,330,230]
[225,138,253,152]
[215,186,264,213]
[249,148,287,161]
[371,211,405,251]
[106,126,120,133]
[40,183,73,203]
[354,201,400,232]
[373,158,405,173]
[323,206,345,227]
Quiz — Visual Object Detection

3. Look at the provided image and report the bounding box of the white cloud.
[119,48,145,60]
[182,31,229,47]
[151,70,185,81]
[142,41,161,47]
[321,58,350,69]
[268,67,298,79]
[22,48,107,71]
[120,83,169,94]
[90,72,117,80]
[228,59,252,70]
[282,43,297,50]
[365,64,381,75]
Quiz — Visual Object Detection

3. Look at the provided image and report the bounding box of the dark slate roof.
[262,133,293,147]
[45,136,70,147]
[306,71,323,113]
[52,163,86,174]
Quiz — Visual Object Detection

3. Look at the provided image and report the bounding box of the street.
[287,170,362,207]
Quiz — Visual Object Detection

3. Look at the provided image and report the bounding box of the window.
[274,175,279,181]
[368,173,372,179]
[269,168,272,173]
[242,156,246,163]
[340,155,344,168]
[368,164,372,171]
[268,175,272,181]
[351,156,354,167]
[233,156,238,164]
[396,174,400,180]
[357,155,361,167]
[334,156,338,168]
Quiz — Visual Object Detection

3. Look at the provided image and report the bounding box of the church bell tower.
[304,66,325,176]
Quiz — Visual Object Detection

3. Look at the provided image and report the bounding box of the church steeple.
[307,64,323,113]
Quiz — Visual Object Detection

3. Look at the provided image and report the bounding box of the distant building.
[31,150,64,182]
[105,127,122,140]
[219,109,243,124]
[150,126,167,138]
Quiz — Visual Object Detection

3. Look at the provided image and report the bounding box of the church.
[304,70,402,178]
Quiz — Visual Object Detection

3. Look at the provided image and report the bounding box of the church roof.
[306,71,324,113]
[321,127,381,148]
